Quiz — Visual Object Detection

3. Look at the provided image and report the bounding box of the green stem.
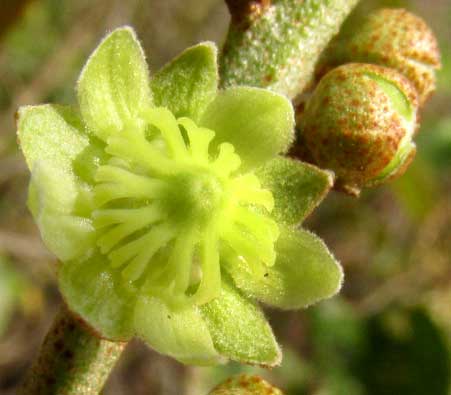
[19,305,126,395]
[220,0,360,98]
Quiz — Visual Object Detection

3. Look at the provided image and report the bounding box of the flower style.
[17,27,342,366]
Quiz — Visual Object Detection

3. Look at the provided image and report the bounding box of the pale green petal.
[29,169,95,261]
[36,213,94,262]
[59,251,136,340]
[18,104,89,174]
[226,226,343,309]
[77,26,153,141]
[17,105,97,261]
[200,278,281,366]
[134,296,222,366]
[256,156,334,225]
[151,42,218,122]
[200,87,294,170]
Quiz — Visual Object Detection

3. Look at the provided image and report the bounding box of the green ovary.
[91,107,279,307]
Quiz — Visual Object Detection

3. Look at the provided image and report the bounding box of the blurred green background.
[0,1,450,394]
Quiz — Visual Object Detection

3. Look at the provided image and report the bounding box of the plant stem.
[19,305,126,395]
[221,0,360,98]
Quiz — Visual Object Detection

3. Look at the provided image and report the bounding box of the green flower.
[17,27,342,366]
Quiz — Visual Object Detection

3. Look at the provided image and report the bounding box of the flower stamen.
[92,107,279,307]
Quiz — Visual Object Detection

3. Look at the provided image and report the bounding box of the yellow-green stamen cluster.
[92,107,279,307]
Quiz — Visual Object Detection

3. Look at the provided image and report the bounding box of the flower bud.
[335,8,441,105]
[300,63,419,195]
[209,374,283,395]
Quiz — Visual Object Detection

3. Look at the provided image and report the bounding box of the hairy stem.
[19,305,126,395]
[221,0,360,98]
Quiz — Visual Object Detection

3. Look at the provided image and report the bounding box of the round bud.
[301,63,419,195]
[209,374,283,395]
[337,9,441,105]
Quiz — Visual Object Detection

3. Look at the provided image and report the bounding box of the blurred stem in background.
[0,0,33,39]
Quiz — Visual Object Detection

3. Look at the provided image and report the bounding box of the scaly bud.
[326,8,441,105]
[300,63,419,195]
[209,374,284,395]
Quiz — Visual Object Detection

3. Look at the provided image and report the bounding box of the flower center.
[162,171,225,227]
[91,107,279,307]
